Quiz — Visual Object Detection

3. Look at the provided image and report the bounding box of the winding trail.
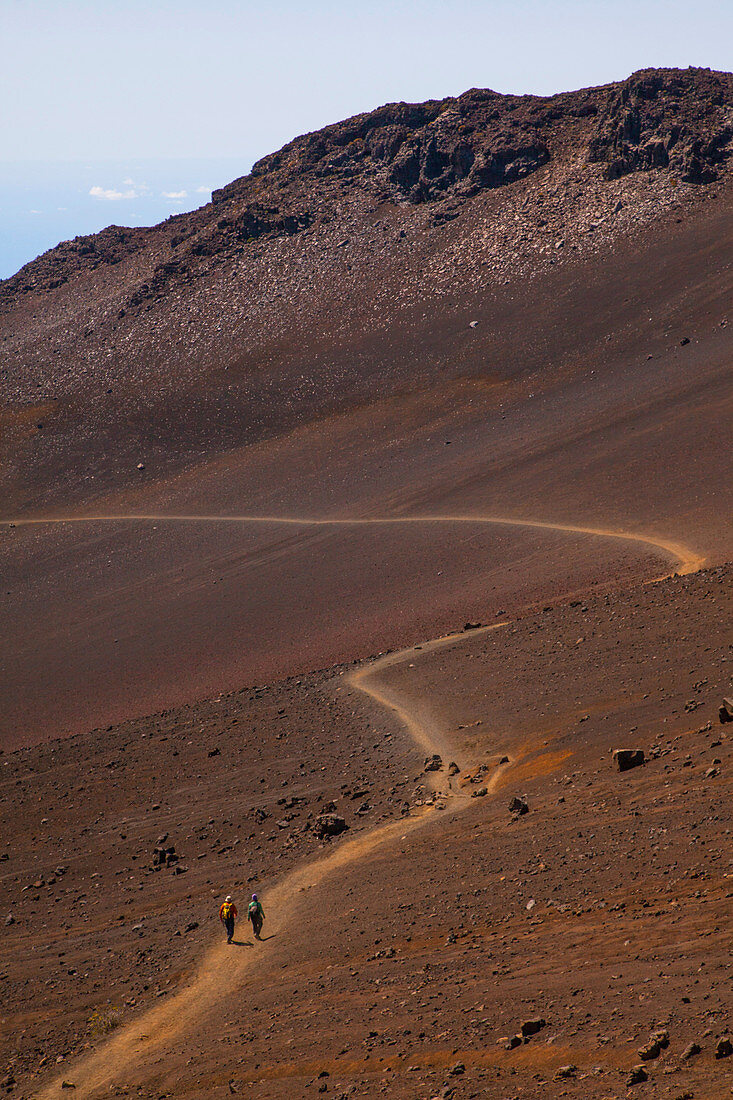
[28,512,701,1097]
[0,511,705,577]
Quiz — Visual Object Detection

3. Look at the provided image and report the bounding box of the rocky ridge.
[1,67,732,510]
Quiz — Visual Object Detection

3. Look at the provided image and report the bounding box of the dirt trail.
[32,514,701,1097]
[36,625,510,1099]
[0,512,705,576]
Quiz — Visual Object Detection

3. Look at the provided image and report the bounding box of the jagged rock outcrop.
[2,68,730,313]
[588,67,733,182]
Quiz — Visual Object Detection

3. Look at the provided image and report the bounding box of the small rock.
[612,748,645,772]
[61,1083,76,1090]
[509,796,529,815]
[627,1065,648,1086]
[463,620,481,629]
[448,762,460,775]
[136,462,145,471]
[715,1036,733,1059]
[520,1017,546,1037]
[681,1040,701,1060]
[500,1034,522,1050]
[424,754,443,772]
[448,1062,465,1075]
[184,921,199,933]
[680,337,690,346]
[555,1064,576,1079]
[4,913,15,926]
[208,747,220,757]
[471,787,488,798]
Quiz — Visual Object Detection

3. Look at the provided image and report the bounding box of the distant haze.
[0,159,250,280]
[1,0,730,278]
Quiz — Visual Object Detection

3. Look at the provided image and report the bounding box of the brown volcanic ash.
[1,67,732,509]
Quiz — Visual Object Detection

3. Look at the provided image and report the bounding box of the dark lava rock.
[313,813,349,839]
[509,796,529,815]
[715,1036,733,1059]
[521,1017,546,1037]
[639,1039,662,1060]
[627,1065,648,1086]
[588,68,733,184]
[613,748,645,771]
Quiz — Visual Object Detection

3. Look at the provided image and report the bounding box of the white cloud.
[195,185,211,194]
[29,208,42,214]
[162,189,188,199]
[89,185,138,201]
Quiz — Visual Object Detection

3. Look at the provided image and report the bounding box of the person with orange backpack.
[219,895,237,943]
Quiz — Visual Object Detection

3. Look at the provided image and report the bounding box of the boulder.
[313,813,348,839]
[651,1029,669,1049]
[627,1065,648,1086]
[719,697,733,724]
[612,748,645,772]
[520,1017,546,1037]
[681,1041,701,1060]
[448,762,460,776]
[715,1036,733,1059]
[509,796,529,815]
[424,754,443,772]
[638,1039,662,1060]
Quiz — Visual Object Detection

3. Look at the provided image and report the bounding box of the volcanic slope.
[0,66,732,1099]
[1,66,732,746]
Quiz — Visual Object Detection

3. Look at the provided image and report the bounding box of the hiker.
[248,893,265,939]
[219,894,237,943]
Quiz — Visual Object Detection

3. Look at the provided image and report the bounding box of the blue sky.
[1,0,730,278]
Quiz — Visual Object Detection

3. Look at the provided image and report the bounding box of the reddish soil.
[1,67,732,1099]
